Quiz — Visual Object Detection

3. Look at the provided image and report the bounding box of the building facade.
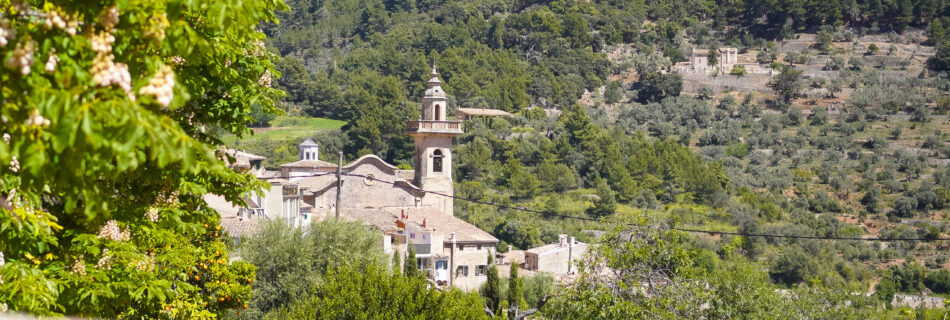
[207,67,499,290]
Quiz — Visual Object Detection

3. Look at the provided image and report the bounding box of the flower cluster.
[25,109,51,127]
[140,65,175,107]
[9,156,19,173]
[91,54,132,94]
[98,6,119,30]
[44,10,66,30]
[2,133,9,142]
[96,249,113,270]
[98,220,130,241]
[4,41,34,75]
[90,31,115,53]
[146,207,160,222]
[71,258,86,276]
[45,53,58,73]
[144,14,168,41]
[169,55,185,65]
[259,69,272,88]
[0,16,12,47]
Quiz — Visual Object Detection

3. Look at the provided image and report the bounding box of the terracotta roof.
[388,207,498,243]
[693,49,710,56]
[456,108,514,117]
[340,207,498,244]
[280,159,338,168]
[204,194,261,237]
[220,214,261,238]
[339,208,401,233]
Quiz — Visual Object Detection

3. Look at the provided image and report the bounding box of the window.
[457,265,469,277]
[434,104,441,120]
[475,265,487,276]
[477,245,482,250]
[458,244,464,251]
[432,149,443,173]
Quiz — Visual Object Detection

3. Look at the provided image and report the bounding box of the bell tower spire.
[407,65,463,215]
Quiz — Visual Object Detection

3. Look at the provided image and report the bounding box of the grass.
[223,116,345,146]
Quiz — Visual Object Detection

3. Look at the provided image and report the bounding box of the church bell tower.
[407,66,463,215]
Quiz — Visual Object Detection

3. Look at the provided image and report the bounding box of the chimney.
[422,218,427,228]
[558,234,567,247]
[450,232,456,242]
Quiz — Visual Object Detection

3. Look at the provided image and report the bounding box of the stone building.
[207,67,500,290]
[523,235,588,275]
[674,47,776,75]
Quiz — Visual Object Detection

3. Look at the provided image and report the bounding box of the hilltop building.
[206,67,500,290]
[674,47,776,75]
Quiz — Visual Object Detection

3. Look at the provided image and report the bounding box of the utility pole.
[335,151,343,219]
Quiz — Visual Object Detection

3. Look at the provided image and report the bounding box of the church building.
[207,67,499,290]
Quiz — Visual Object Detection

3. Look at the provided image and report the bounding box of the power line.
[264,170,950,242]
[674,227,947,242]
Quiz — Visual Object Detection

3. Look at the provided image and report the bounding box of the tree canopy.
[0,0,283,317]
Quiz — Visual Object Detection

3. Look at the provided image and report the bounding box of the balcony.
[406,120,463,135]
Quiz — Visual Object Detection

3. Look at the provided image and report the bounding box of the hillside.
[238,0,950,317]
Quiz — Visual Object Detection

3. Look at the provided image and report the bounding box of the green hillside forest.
[2,0,950,318]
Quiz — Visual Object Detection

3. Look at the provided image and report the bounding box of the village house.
[207,67,503,290]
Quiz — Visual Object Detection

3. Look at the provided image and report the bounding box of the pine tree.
[587,177,618,218]
[405,242,419,278]
[508,263,525,310]
[930,19,946,45]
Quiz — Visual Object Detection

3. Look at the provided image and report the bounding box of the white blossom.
[146,207,159,222]
[2,133,9,142]
[44,10,67,30]
[169,56,185,65]
[0,251,5,267]
[0,16,12,47]
[95,249,113,270]
[65,20,78,36]
[70,258,86,276]
[4,41,34,75]
[25,109,51,127]
[45,53,58,73]
[139,65,175,107]
[98,220,130,241]
[98,6,119,29]
[9,156,19,173]
[91,54,132,93]
[90,31,115,53]
[259,69,272,88]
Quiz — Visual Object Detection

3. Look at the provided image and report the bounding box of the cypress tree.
[485,254,501,311]
[405,241,419,278]
[508,263,525,310]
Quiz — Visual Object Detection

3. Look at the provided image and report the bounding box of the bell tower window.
[434,104,441,120]
[432,149,443,173]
